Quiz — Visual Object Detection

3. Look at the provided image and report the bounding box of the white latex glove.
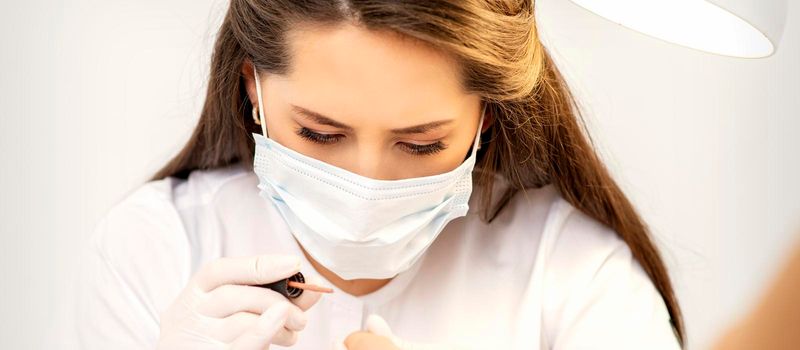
[336,314,460,350]
[156,254,324,349]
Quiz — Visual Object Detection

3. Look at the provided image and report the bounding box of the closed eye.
[295,126,343,144]
[398,141,447,155]
[294,127,448,156]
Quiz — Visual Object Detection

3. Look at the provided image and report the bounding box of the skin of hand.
[342,332,401,350]
[713,238,800,350]
[155,254,324,349]
[338,314,459,350]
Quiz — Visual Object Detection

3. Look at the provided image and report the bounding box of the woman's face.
[244,23,487,180]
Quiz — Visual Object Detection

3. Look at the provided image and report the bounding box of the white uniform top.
[58,163,680,349]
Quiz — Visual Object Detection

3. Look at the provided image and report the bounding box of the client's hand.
[338,314,458,350]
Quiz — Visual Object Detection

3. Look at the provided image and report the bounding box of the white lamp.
[567,0,787,58]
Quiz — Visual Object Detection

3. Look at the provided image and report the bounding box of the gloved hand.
[156,254,324,349]
[337,314,459,350]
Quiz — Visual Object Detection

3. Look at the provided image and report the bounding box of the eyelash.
[295,127,448,156]
[296,127,344,144]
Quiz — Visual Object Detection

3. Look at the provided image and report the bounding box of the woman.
[68,0,684,349]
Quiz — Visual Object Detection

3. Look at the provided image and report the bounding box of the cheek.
[397,142,473,178]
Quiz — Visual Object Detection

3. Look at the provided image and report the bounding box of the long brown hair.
[152,0,684,345]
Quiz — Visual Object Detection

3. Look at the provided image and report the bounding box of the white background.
[1,0,797,348]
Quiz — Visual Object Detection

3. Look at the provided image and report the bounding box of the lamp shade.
[568,0,787,58]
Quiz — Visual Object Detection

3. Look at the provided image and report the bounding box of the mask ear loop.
[471,102,487,156]
[253,64,269,137]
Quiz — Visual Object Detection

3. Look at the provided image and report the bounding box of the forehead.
[276,23,473,120]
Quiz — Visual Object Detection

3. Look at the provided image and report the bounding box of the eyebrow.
[290,105,454,134]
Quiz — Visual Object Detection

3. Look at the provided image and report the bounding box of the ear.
[241,59,260,109]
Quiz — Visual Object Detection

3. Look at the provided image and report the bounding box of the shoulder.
[481,183,629,285]
[476,177,679,347]
[544,196,628,282]
[487,178,630,278]
[171,162,252,209]
[86,163,252,308]
[92,163,250,253]
[467,171,627,268]
[536,196,680,348]
[64,164,252,346]
[538,196,632,312]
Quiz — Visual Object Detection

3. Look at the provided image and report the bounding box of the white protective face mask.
[251,66,484,280]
